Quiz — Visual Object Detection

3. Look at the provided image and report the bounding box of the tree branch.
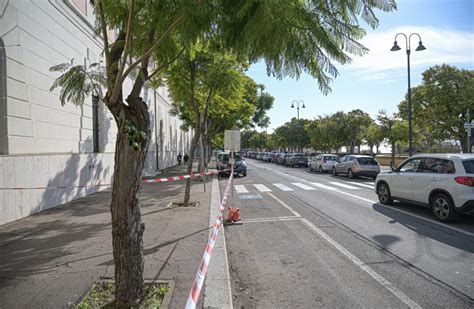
[97,1,109,61]
[113,14,184,103]
[148,47,185,81]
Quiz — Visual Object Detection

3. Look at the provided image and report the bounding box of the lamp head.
[390,41,401,51]
[415,41,426,51]
[302,103,306,108]
[291,103,294,108]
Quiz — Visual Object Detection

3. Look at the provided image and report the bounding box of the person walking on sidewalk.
[177,153,182,165]
[183,153,189,165]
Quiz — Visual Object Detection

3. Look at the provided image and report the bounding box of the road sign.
[224,130,240,152]
[464,122,474,129]
[468,130,472,137]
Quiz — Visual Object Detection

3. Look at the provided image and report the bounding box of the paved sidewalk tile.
[0,163,212,308]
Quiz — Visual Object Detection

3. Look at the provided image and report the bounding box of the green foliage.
[219,0,396,94]
[273,118,311,149]
[49,62,106,106]
[124,120,148,151]
[398,64,474,151]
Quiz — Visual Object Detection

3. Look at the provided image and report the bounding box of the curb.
[202,176,233,309]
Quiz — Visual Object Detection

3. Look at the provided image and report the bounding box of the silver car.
[310,154,339,173]
[333,155,380,179]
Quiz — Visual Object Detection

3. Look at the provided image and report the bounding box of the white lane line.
[300,218,421,309]
[367,182,375,185]
[234,185,249,193]
[330,191,474,238]
[273,183,294,191]
[329,182,360,190]
[250,161,474,238]
[311,182,338,191]
[241,216,301,224]
[345,182,374,189]
[253,184,272,192]
[266,192,421,309]
[292,182,317,190]
[267,192,301,217]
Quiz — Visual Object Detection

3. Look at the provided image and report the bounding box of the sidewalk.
[0,162,216,308]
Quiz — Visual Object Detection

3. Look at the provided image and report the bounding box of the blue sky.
[246,0,474,132]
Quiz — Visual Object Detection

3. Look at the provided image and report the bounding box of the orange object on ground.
[232,208,240,222]
[226,207,234,223]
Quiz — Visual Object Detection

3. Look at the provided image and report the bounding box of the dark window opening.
[92,95,100,153]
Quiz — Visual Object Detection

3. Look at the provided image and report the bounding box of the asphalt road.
[220,158,474,308]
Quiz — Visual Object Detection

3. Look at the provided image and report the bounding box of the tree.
[399,64,474,152]
[167,42,261,204]
[49,0,396,306]
[50,1,215,306]
[273,118,310,151]
[378,111,407,166]
[365,122,384,154]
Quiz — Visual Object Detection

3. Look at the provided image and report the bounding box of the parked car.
[286,153,308,167]
[217,152,247,177]
[266,153,277,162]
[333,155,380,179]
[256,152,264,160]
[375,154,474,222]
[271,153,280,164]
[310,154,339,173]
[277,153,290,165]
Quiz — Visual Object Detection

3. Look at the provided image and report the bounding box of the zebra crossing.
[234,181,375,194]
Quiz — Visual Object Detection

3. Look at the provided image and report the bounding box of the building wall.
[0,1,192,225]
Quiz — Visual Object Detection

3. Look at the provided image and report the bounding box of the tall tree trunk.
[184,128,201,205]
[110,99,150,308]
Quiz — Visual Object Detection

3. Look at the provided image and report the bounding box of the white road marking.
[345,182,374,189]
[234,185,249,193]
[250,161,474,238]
[266,192,421,309]
[253,184,272,192]
[273,183,294,191]
[241,216,301,224]
[367,182,375,185]
[292,182,317,190]
[311,182,338,191]
[329,182,360,190]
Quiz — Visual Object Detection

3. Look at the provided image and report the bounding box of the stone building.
[0,0,192,225]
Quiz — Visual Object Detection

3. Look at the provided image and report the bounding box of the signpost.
[464,119,474,153]
[224,130,241,216]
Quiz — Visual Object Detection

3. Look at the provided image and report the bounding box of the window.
[418,158,456,174]
[462,159,474,174]
[92,96,100,153]
[0,38,7,154]
[357,157,378,165]
[398,158,422,173]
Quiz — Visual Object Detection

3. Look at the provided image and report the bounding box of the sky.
[246,0,474,132]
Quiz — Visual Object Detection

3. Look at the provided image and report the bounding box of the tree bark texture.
[109,98,150,308]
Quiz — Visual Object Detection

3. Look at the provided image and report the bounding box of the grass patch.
[73,281,169,309]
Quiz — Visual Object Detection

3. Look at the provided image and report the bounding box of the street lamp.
[291,100,305,120]
[390,33,426,157]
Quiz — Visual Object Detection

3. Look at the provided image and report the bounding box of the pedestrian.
[183,153,189,164]
[177,153,182,165]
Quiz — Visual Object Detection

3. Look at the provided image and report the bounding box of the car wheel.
[377,183,393,205]
[332,167,338,176]
[242,172,247,177]
[431,193,458,223]
[310,164,313,171]
[319,165,323,173]
[348,169,355,179]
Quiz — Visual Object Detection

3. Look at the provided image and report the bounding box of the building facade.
[0,0,192,225]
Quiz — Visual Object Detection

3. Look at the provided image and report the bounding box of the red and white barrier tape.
[185,172,234,309]
[0,169,225,190]
[143,169,222,183]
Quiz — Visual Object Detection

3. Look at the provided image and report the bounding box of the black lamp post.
[291,100,305,120]
[390,33,426,157]
[291,100,305,152]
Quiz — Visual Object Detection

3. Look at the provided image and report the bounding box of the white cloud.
[343,26,474,74]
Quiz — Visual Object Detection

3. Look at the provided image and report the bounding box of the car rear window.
[294,154,304,158]
[325,156,338,161]
[357,158,378,165]
[462,159,474,173]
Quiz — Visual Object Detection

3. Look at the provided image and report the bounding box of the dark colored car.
[217,152,247,177]
[286,153,308,167]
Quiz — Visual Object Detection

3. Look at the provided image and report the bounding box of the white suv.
[375,154,474,222]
